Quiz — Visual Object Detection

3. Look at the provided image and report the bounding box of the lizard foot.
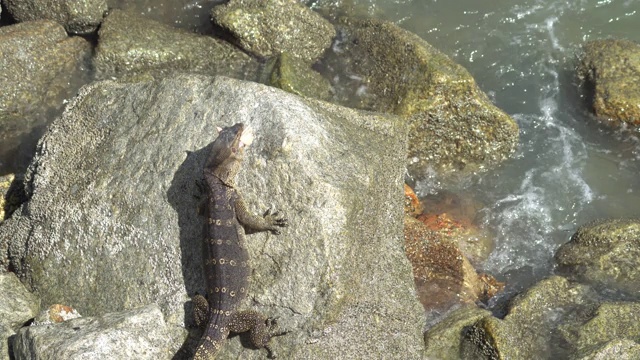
[266,317,290,338]
[266,344,278,359]
[263,208,288,234]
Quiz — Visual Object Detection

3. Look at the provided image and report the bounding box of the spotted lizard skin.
[193,123,287,359]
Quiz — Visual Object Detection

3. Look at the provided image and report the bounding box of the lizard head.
[207,123,254,177]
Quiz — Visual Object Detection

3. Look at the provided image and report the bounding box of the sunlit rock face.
[578,39,640,125]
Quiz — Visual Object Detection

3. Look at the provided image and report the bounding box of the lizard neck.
[211,157,242,187]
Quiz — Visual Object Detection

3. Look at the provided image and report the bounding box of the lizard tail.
[193,315,228,360]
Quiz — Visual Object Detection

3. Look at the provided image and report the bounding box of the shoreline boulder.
[212,0,335,63]
[578,39,640,125]
[0,74,424,358]
[1,0,107,34]
[324,18,519,177]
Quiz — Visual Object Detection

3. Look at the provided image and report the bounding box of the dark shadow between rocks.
[166,143,212,359]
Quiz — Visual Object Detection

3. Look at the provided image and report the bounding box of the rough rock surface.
[212,0,335,63]
[573,339,640,360]
[0,20,91,146]
[0,74,424,358]
[0,273,40,331]
[404,216,502,312]
[556,218,640,294]
[423,305,491,360]
[261,52,332,100]
[94,10,258,80]
[329,18,518,177]
[1,324,10,360]
[1,0,107,34]
[0,272,40,360]
[578,39,640,125]
[12,305,176,360]
[559,302,640,357]
[462,276,596,359]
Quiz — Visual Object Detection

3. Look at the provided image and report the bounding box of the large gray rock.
[556,218,640,294]
[328,18,519,177]
[0,273,40,331]
[0,273,40,360]
[1,0,107,34]
[212,0,335,63]
[578,39,640,125]
[0,324,11,360]
[0,75,424,358]
[0,20,91,163]
[12,305,176,360]
[94,10,258,81]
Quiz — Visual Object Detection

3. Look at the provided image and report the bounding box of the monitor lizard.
[192,123,288,359]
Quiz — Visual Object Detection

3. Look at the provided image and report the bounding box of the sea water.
[367,0,640,297]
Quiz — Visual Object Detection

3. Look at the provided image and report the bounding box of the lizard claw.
[266,317,289,337]
[263,208,288,234]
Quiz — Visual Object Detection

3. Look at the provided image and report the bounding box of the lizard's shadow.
[166,143,211,360]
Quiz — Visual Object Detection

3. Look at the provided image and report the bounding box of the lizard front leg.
[234,194,288,234]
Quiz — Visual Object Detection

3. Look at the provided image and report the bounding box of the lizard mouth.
[238,126,254,149]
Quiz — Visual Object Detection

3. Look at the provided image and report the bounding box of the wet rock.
[556,218,640,294]
[573,339,640,360]
[404,216,501,311]
[0,20,91,146]
[403,183,423,217]
[423,305,491,360]
[559,302,640,358]
[0,75,424,358]
[12,304,176,360]
[0,272,40,360]
[417,212,493,265]
[404,186,493,264]
[578,39,640,125]
[261,52,332,100]
[304,0,385,21]
[331,18,518,177]
[1,0,107,34]
[94,10,258,80]
[212,0,335,63]
[462,276,595,359]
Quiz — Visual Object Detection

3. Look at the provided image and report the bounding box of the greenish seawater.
[363,0,640,296]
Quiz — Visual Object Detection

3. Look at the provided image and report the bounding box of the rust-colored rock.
[404,216,503,311]
[404,183,423,217]
[33,304,81,325]
[418,191,494,264]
